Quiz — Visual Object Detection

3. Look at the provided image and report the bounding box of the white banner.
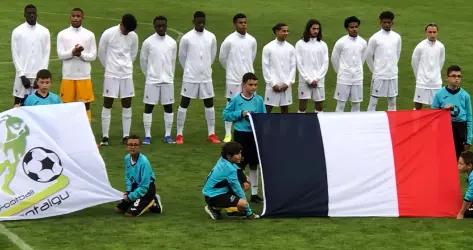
[0,103,122,221]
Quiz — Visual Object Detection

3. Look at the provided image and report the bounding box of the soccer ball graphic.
[22,147,63,183]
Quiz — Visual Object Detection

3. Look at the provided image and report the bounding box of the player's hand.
[443,104,453,111]
[281,84,289,91]
[272,85,281,92]
[20,76,31,89]
[310,80,318,88]
[242,111,249,117]
[457,213,464,219]
[72,44,83,57]
[464,144,470,151]
[123,193,129,201]
[243,181,250,191]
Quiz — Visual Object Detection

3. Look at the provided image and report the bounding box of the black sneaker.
[204,205,222,220]
[250,195,263,203]
[100,137,109,146]
[122,136,129,145]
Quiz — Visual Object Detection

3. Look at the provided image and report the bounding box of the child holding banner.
[457,150,473,219]
[22,69,62,106]
[115,135,163,216]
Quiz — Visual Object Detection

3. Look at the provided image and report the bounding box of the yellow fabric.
[60,79,95,103]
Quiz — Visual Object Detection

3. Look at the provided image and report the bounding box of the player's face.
[447,70,462,88]
[24,7,37,25]
[193,17,206,32]
[119,23,130,35]
[126,138,141,155]
[242,79,258,95]
[426,26,438,42]
[347,22,359,37]
[310,23,320,38]
[229,151,242,164]
[154,19,167,36]
[36,77,51,93]
[276,26,289,41]
[70,11,83,28]
[380,18,393,31]
[458,157,472,172]
[234,18,247,35]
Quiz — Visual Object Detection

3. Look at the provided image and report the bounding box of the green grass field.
[1,0,473,249]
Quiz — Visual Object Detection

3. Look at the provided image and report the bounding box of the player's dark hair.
[447,65,462,76]
[122,14,137,32]
[221,142,242,159]
[194,11,205,20]
[233,13,246,23]
[272,22,287,34]
[379,11,394,20]
[36,69,51,80]
[71,7,83,14]
[127,135,141,144]
[425,23,438,31]
[242,72,258,84]
[24,4,36,12]
[344,16,360,28]
[461,151,473,166]
[303,19,322,42]
[153,15,167,24]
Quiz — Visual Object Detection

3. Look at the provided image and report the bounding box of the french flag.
[250,110,462,217]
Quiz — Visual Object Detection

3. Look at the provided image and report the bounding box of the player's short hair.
[127,135,141,144]
[71,7,84,14]
[221,142,242,159]
[36,69,51,80]
[242,72,258,84]
[194,11,205,20]
[153,15,167,24]
[303,19,323,42]
[122,14,137,32]
[344,16,360,28]
[379,11,394,20]
[447,65,462,76]
[24,4,36,12]
[233,13,246,23]
[425,23,438,31]
[272,22,287,34]
[461,151,473,165]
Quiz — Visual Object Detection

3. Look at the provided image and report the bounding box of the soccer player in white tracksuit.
[98,14,138,146]
[57,7,97,121]
[295,19,329,113]
[411,23,445,110]
[262,23,296,113]
[331,16,367,112]
[140,16,177,145]
[11,4,50,106]
[175,11,220,145]
[366,11,402,112]
[219,13,257,142]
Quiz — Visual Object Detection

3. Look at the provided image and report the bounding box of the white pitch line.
[0,223,34,250]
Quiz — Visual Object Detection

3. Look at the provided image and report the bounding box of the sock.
[86,110,92,122]
[164,112,173,137]
[224,121,232,137]
[297,110,306,113]
[388,97,397,111]
[122,108,132,137]
[335,101,346,112]
[101,107,111,137]
[205,107,215,136]
[367,96,378,111]
[249,169,259,195]
[143,113,152,138]
[245,204,253,216]
[351,102,361,112]
[176,107,187,136]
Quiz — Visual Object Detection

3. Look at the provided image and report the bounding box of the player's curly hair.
[122,14,137,32]
[221,142,242,160]
[461,151,473,165]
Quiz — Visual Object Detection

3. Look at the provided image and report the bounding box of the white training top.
[179,28,217,84]
[411,39,445,89]
[219,31,257,85]
[295,38,329,87]
[366,29,402,80]
[98,25,138,79]
[331,35,367,84]
[140,33,177,85]
[262,39,296,87]
[57,26,97,80]
[11,22,50,78]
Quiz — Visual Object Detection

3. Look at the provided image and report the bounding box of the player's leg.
[334,83,349,112]
[176,96,191,144]
[201,82,220,144]
[13,77,34,106]
[387,79,398,111]
[350,84,362,112]
[280,86,293,114]
[115,199,132,214]
[75,79,95,121]
[143,103,155,144]
[280,106,289,113]
[101,77,120,145]
[224,84,241,142]
[413,87,424,110]
[120,78,135,144]
[298,83,310,113]
[367,78,379,111]
[313,87,325,112]
[161,83,175,144]
[224,98,233,142]
[125,184,157,217]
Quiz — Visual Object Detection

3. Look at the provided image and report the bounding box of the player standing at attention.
[332,16,367,112]
[219,13,257,142]
[366,11,401,111]
[175,11,220,145]
[412,23,445,110]
[295,19,329,113]
[140,16,177,145]
[98,14,138,146]
[11,4,50,106]
[262,23,296,113]
[57,7,97,121]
